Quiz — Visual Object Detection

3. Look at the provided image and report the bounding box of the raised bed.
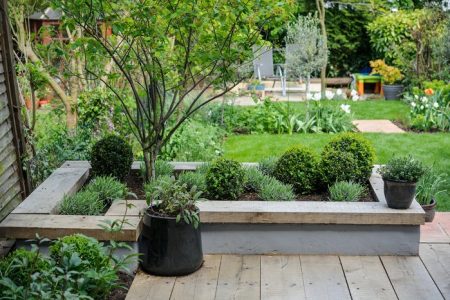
[0,161,425,256]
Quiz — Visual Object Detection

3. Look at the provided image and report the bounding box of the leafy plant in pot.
[140,176,204,276]
[370,59,404,100]
[416,168,448,222]
[378,156,426,209]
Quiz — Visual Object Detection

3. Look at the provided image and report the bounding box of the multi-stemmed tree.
[54,0,294,180]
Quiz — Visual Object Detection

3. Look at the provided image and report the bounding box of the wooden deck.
[126,213,450,300]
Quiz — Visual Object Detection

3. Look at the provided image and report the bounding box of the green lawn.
[278,100,410,120]
[223,132,450,211]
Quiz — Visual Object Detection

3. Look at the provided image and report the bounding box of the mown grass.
[223,132,450,211]
[269,100,411,120]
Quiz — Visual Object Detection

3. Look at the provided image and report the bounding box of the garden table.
[354,73,383,95]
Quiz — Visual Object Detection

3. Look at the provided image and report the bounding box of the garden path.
[126,213,450,300]
[353,120,405,133]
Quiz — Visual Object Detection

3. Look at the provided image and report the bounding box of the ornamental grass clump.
[416,168,448,205]
[320,133,375,186]
[259,177,295,201]
[85,176,128,205]
[378,155,425,183]
[59,190,105,215]
[206,159,246,200]
[273,146,319,195]
[328,181,366,202]
[177,171,207,192]
[91,135,133,181]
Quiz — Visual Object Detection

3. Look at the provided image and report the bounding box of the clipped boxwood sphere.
[273,146,319,195]
[320,133,375,186]
[91,135,133,181]
[206,158,245,200]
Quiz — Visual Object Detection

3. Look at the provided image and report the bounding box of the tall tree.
[55,0,294,180]
[315,0,328,98]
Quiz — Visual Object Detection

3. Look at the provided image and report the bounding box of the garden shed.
[0,0,29,220]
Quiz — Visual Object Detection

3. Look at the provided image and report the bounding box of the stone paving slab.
[421,212,450,243]
[353,119,405,133]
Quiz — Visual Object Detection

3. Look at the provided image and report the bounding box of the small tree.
[55,0,293,181]
[285,13,327,99]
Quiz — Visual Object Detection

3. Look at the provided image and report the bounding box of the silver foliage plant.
[285,13,328,97]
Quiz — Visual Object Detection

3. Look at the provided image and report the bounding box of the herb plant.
[379,155,426,182]
[145,176,203,228]
[329,181,366,202]
[177,172,207,193]
[258,157,278,177]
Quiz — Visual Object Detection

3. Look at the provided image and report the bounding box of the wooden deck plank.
[215,255,260,300]
[419,243,450,298]
[300,255,351,300]
[12,167,89,214]
[0,214,141,241]
[381,256,444,300]
[125,270,175,300]
[170,255,221,300]
[340,256,397,300]
[261,255,305,300]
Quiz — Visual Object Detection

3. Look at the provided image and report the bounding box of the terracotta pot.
[421,198,436,222]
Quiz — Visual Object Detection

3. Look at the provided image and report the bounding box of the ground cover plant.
[0,235,133,299]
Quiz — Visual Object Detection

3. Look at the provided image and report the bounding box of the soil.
[125,170,146,199]
[108,272,135,300]
[392,119,441,133]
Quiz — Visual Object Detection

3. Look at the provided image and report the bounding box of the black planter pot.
[138,208,203,276]
[421,198,436,222]
[383,84,404,100]
[383,180,417,209]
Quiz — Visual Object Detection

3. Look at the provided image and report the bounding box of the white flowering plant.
[405,89,450,131]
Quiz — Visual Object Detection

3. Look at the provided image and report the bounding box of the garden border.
[0,161,425,255]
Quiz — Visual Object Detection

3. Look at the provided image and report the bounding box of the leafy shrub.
[259,177,295,201]
[177,171,207,192]
[328,181,366,202]
[258,156,278,177]
[370,59,403,84]
[273,146,319,194]
[160,119,224,161]
[85,176,127,205]
[0,249,50,286]
[91,135,133,181]
[320,133,375,186]
[59,190,105,215]
[145,176,203,227]
[379,155,426,182]
[0,236,128,299]
[50,234,110,271]
[206,159,246,200]
[416,168,448,205]
[156,160,174,177]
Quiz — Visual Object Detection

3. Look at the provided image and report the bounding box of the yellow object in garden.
[370,59,404,85]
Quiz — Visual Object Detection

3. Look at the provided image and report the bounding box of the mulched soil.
[392,120,441,133]
[108,272,135,300]
[125,170,146,199]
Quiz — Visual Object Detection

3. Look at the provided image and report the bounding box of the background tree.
[55,0,293,181]
[285,14,327,101]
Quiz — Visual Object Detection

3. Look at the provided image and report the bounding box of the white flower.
[420,105,424,110]
[411,102,416,107]
[340,104,351,114]
[421,96,428,103]
[306,93,313,100]
[336,89,343,96]
[350,89,358,96]
[352,95,359,101]
[325,90,334,100]
[414,95,419,99]
[312,93,321,101]
[433,102,439,108]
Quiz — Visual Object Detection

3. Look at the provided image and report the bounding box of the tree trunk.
[306,74,311,120]
[316,0,328,99]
